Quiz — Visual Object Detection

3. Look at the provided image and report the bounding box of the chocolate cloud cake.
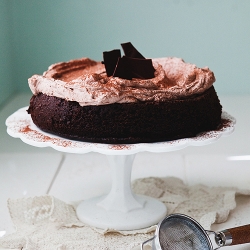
[27,43,222,144]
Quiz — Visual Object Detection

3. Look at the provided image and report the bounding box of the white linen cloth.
[1,177,249,250]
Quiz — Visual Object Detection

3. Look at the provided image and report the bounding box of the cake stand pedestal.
[76,154,166,230]
[6,107,235,230]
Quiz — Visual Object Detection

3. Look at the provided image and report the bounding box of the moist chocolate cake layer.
[27,86,222,144]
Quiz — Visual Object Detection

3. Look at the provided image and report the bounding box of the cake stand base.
[77,194,166,231]
[76,154,167,230]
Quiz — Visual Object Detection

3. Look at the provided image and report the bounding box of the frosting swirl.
[28,57,215,106]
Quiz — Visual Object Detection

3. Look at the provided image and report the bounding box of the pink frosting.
[28,57,215,106]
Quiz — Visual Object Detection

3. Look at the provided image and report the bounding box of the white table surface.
[0,93,250,249]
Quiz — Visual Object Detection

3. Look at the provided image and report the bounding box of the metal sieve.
[141,213,250,250]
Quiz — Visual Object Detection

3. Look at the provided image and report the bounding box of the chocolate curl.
[103,49,121,76]
[121,42,145,59]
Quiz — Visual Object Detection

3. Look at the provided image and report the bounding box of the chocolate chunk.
[113,56,155,80]
[103,42,155,80]
[113,57,132,80]
[121,42,145,59]
[103,49,121,76]
[124,56,155,79]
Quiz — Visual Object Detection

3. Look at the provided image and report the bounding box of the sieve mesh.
[158,215,212,250]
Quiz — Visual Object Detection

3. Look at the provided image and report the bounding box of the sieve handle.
[218,224,250,246]
[227,224,250,245]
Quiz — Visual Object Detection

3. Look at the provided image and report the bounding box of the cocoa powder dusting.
[216,119,232,131]
[195,118,234,141]
[21,125,32,133]
[108,144,133,150]
[19,125,73,147]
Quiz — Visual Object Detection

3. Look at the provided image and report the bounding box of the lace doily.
[1,177,249,250]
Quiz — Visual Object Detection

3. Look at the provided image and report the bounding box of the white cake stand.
[6,107,235,230]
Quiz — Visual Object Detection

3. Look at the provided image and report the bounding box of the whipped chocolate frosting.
[28,57,215,106]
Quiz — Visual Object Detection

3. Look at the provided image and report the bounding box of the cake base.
[27,86,222,144]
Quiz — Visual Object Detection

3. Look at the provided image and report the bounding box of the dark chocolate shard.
[103,49,121,76]
[121,42,145,59]
[113,57,132,80]
[103,42,155,80]
[113,56,155,80]
[124,56,155,79]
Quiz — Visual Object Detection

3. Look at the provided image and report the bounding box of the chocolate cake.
[27,43,222,144]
